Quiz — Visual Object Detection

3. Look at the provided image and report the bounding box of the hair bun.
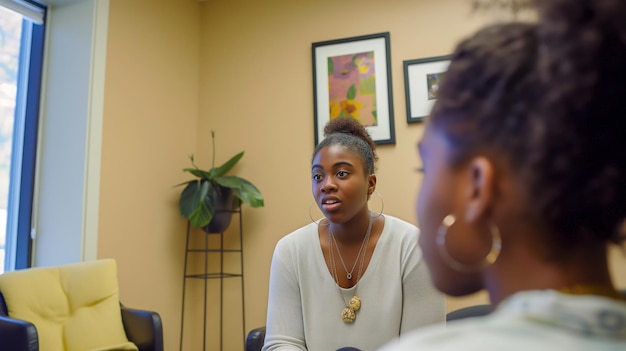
[323,117,377,153]
[537,0,626,123]
[536,0,626,243]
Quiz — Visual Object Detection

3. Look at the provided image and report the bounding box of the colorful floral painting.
[313,32,395,144]
[327,51,377,127]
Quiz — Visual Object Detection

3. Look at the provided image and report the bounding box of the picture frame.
[403,55,451,123]
[312,32,395,145]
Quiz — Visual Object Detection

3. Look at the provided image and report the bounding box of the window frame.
[1,0,46,271]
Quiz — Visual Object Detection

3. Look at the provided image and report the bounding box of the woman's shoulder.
[382,214,419,237]
[383,214,417,227]
[274,222,319,250]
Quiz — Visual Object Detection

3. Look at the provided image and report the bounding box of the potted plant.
[178,131,264,233]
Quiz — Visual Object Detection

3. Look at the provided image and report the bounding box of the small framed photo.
[403,55,451,123]
[312,32,395,145]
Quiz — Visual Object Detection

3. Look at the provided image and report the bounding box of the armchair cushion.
[0,259,137,351]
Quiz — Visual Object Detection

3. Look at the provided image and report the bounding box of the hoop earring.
[436,215,501,273]
[368,191,384,218]
[309,200,330,226]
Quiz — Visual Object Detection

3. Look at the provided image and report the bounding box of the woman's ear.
[464,157,495,223]
[368,174,377,195]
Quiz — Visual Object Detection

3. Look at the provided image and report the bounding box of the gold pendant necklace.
[341,306,356,322]
[329,216,373,323]
[338,296,363,322]
[330,218,372,280]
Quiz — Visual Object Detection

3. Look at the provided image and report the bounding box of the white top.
[263,215,445,351]
[380,290,626,351]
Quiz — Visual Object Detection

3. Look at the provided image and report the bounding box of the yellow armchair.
[0,259,163,351]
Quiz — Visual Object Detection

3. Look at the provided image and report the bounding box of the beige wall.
[98,0,626,350]
[100,0,200,349]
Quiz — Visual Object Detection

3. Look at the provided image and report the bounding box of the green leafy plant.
[178,131,264,228]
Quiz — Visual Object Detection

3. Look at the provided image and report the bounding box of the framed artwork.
[312,32,395,145]
[403,55,451,123]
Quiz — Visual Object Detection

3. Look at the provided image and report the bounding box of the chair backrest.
[0,259,138,351]
[446,304,492,322]
[246,326,266,351]
[0,289,9,315]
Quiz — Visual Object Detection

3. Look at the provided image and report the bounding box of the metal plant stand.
[179,207,246,351]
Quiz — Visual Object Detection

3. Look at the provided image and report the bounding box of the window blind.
[0,0,45,24]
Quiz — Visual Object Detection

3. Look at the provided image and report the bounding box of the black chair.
[446,304,492,321]
[246,326,266,351]
[120,303,164,351]
[0,291,164,351]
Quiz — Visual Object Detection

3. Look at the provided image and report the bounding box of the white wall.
[33,0,108,266]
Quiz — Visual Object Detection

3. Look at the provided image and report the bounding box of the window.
[0,0,46,272]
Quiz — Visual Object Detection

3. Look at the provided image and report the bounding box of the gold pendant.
[349,296,361,311]
[341,307,356,322]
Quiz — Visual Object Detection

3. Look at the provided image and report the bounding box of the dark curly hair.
[430,0,626,249]
[313,117,378,174]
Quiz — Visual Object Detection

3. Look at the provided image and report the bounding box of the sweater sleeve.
[400,227,446,334]
[263,234,308,351]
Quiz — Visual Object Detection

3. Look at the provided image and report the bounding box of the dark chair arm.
[0,314,39,351]
[446,304,492,322]
[121,305,164,351]
[245,326,266,351]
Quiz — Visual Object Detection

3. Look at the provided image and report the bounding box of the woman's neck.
[485,242,615,305]
[328,209,373,242]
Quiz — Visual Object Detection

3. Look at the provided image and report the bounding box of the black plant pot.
[202,187,235,234]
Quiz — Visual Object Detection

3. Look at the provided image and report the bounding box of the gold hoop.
[309,200,330,226]
[368,190,384,218]
[436,214,501,273]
